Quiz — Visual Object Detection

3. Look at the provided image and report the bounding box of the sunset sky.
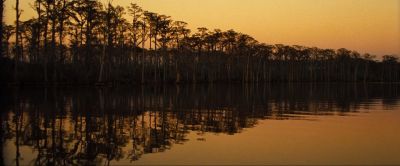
[4,0,400,56]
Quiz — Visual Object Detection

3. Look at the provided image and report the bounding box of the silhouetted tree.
[0,0,4,59]
[1,25,12,61]
[13,0,21,83]
[128,3,142,60]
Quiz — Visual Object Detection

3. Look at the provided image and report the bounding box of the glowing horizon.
[3,0,400,56]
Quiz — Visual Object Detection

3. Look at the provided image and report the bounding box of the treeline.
[0,0,399,85]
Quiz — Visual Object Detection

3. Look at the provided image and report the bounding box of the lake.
[1,84,399,165]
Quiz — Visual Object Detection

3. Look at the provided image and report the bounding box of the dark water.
[1,84,400,165]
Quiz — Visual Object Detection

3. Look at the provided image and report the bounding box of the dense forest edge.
[0,0,399,85]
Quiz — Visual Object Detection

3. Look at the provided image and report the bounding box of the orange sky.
[4,0,400,56]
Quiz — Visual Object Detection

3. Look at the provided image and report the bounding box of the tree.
[0,0,4,59]
[14,0,21,83]
[33,0,42,64]
[127,3,142,59]
[362,53,375,82]
[144,11,166,83]
[139,18,148,83]
[350,51,361,82]
[20,19,40,63]
[336,48,352,81]
[171,21,189,50]
[382,55,399,82]
[49,0,57,83]
[57,0,71,64]
[157,15,172,82]
[97,2,110,84]
[170,21,190,83]
[2,25,13,58]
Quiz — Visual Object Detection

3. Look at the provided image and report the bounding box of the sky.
[4,0,400,56]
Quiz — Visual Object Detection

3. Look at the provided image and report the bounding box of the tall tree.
[49,0,57,83]
[140,18,148,83]
[2,25,13,58]
[14,0,21,83]
[0,0,4,59]
[127,3,142,59]
[83,0,98,73]
[144,11,162,82]
[362,53,375,82]
[57,0,70,64]
[97,2,109,84]
[42,0,50,83]
[32,0,42,65]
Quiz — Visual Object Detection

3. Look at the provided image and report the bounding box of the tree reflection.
[0,84,399,165]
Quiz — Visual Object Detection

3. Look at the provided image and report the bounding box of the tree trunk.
[98,41,106,83]
[14,0,20,83]
[36,0,41,67]
[141,22,146,84]
[51,10,57,83]
[363,61,368,83]
[0,0,4,59]
[85,7,93,82]
[59,0,66,64]
[354,61,358,82]
[154,32,158,83]
[44,8,49,83]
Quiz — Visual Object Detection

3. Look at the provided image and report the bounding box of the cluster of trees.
[0,0,399,85]
[1,84,399,165]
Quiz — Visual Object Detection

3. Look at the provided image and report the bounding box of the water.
[1,84,399,165]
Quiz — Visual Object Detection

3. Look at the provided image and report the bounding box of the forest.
[0,0,399,85]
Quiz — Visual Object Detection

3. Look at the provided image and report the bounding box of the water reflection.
[0,84,399,165]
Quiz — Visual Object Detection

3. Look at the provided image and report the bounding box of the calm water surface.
[1,84,399,165]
